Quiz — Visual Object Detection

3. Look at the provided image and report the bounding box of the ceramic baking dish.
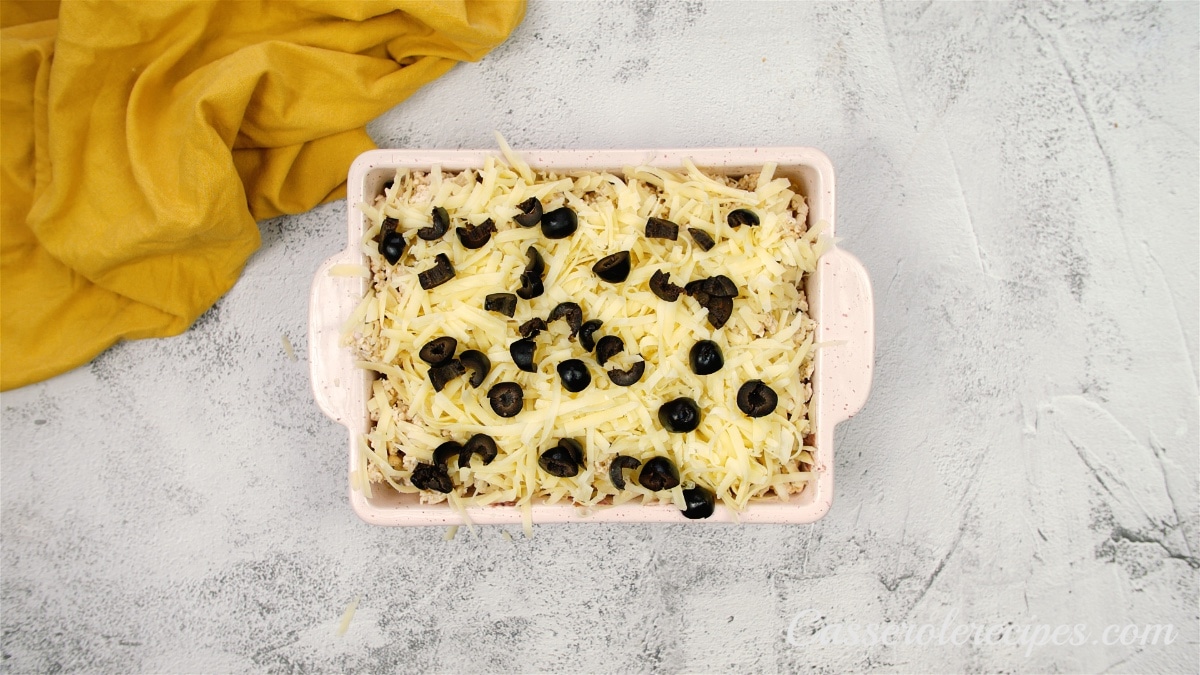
[309,147,873,526]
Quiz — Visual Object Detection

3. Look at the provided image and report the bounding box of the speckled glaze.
[310,148,874,525]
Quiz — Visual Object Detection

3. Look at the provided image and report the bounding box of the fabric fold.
[0,0,525,390]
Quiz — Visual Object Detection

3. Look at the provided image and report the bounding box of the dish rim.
[309,146,874,525]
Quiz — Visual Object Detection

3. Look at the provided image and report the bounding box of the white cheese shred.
[336,594,360,636]
[330,263,371,278]
[281,334,297,362]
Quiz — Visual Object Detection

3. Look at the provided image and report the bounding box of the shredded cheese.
[330,263,371,278]
[281,334,297,362]
[336,595,360,636]
[346,146,824,513]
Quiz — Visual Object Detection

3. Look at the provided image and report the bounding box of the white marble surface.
[2,1,1197,672]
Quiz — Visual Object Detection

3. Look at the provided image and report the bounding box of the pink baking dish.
[309,147,874,526]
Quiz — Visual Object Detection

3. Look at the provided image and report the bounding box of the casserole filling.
[341,148,828,518]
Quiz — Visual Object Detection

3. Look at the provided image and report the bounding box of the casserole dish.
[310,147,873,525]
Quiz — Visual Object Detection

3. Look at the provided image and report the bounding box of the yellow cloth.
[0,0,524,390]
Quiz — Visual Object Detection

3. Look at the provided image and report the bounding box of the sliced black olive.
[428,359,465,392]
[594,335,624,367]
[541,206,578,239]
[488,381,524,417]
[705,275,739,297]
[658,397,701,433]
[685,275,738,298]
[539,439,583,477]
[638,456,680,491]
[410,463,453,493]
[688,228,715,251]
[557,359,591,393]
[459,433,498,468]
[433,440,464,466]
[609,455,641,490]
[456,218,496,249]
[514,197,543,227]
[459,349,491,387]
[681,485,716,519]
[381,216,399,237]
[705,297,734,329]
[649,270,683,302]
[645,217,679,240]
[727,208,760,228]
[379,231,406,265]
[510,338,537,372]
[548,302,583,338]
[419,336,458,366]
[485,293,518,317]
[689,340,723,375]
[516,247,546,299]
[559,438,584,464]
[592,251,631,283]
[737,380,778,417]
[524,246,545,277]
[381,180,394,195]
[607,360,645,386]
[418,206,450,240]
[516,271,544,300]
[519,317,548,338]
[579,320,603,352]
[688,292,733,329]
[418,253,455,290]
[538,447,578,477]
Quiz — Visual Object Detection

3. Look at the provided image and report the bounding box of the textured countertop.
[2,2,1197,672]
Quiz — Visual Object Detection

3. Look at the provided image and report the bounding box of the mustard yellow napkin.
[0,0,524,390]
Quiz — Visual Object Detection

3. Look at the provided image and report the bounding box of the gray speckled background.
[3,2,1198,672]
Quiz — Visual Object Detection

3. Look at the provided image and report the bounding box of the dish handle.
[815,248,875,424]
[308,250,367,425]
